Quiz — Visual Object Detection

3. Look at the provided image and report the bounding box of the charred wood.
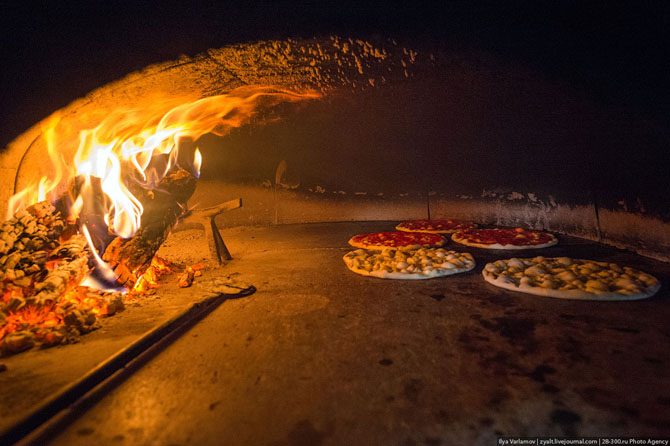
[102,167,197,287]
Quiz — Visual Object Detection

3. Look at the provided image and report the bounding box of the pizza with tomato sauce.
[348,231,446,251]
[451,227,557,250]
[395,219,477,234]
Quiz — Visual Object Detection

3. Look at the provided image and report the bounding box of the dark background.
[1,1,668,149]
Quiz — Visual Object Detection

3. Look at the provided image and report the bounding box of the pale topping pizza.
[452,227,557,250]
[348,231,446,251]
[482,256,660,300]
[395,219,477,234]
[344,247,475,280]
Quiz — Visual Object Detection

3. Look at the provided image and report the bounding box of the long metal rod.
[1,287,255,446]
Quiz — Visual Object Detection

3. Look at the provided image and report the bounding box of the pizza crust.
[482,257,660,301]
[395,219,477,234]
[347,265,471,280]
[348,232,445,251]
[348,240,437,251]
[343,248,475,280]
[396,227,453,234]
[451,232,557,250]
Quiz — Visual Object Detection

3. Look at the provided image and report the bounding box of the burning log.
[102,167,197,288]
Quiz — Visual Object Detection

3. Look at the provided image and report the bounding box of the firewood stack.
[0,202,124,355]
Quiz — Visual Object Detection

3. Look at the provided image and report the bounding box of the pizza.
[348,231,446,251]
[396,219,477,234]
[343,247,475,279]
[482,256,660,300]
[452,227,557,250]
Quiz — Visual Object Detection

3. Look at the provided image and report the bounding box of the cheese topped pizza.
[452,228,557,250]
[396,219,477,234]
[343,247,475,279]
[482,256,660,300]
[348,231,446,251]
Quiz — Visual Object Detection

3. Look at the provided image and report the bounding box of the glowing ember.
[0,202,124,354]
[132,257,173,293]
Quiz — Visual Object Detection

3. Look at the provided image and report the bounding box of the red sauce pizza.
[451,227,557,250]
[396,219,477,234]
[348,231,446,250]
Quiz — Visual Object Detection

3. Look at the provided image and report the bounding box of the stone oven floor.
[7,222,670,444]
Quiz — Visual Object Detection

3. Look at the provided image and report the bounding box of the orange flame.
[10,86,318,231]
[7,85,319,289]
[193,148,203,179]
[7,116,69,219]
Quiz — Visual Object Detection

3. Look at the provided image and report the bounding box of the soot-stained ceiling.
[1,2,668,149]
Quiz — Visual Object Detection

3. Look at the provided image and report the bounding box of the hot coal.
[0,202,125,356]
[178,267,195,288]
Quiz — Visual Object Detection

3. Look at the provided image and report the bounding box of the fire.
[6,116,68,219]
[193,148,203,179]
[1,85,318,355]
[132,257,173,293]
[7,85,319,289]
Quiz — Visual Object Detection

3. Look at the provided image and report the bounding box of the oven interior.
[0,34,669,444]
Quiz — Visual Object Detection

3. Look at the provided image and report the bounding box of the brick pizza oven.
[0,17,669,446]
